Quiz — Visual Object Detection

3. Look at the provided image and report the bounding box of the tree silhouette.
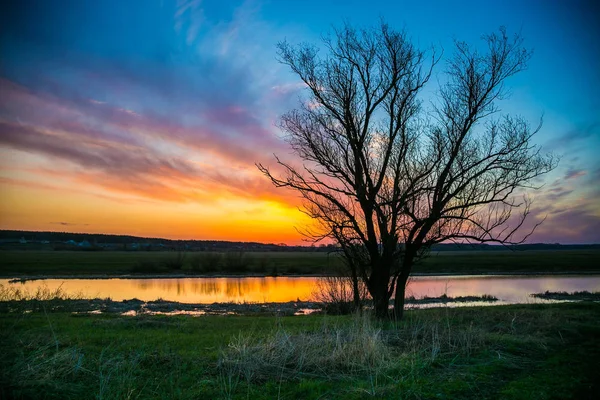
[258,23,556,319]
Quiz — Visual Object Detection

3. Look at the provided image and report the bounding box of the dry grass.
[390,309,487,361]
[217,307,488,397]
[218,312,389,384]
[312,275,369,314]
[1,341,86,397]
[0,335,147,400]
[0,283,75,302]
[0,284,88,314]
[2,303,598,399]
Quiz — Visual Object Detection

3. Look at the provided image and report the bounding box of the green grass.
[419,249,600,274]
[0,250,340,276]
[1,249,600,277]
[1,302,599,399]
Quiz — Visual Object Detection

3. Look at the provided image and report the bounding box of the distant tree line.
[0,230,338,252]
[1,230,597,252]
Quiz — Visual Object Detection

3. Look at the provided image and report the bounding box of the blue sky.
[0,0,598,243]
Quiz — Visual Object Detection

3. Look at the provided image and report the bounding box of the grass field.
[1,249,600,277]
[1,302,599,399]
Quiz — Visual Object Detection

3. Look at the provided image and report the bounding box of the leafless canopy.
[257,23,556,318]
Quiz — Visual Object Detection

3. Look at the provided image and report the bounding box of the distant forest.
[1,230,598,252]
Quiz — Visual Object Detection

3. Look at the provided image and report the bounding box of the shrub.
[223,251,247,273]
[190,252,222,273]
[252,256,270,273]
[130,260,168,273]
[162,251,186,270]
[313,275,369,315]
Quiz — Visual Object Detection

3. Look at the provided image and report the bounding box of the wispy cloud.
[0,55,299,204]
[0,116,295,205]
[175,0,204,45]
[564,168,586,180]
[0,0,307,209]
[532,208,600,244]
[544,187,574,201]
[546,122,599,150]
[50,221,90,227]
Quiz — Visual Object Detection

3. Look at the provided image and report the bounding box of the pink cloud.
[564,168,586,180]
[0,82,300,207]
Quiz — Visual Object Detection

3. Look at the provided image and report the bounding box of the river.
[2,275,599,305]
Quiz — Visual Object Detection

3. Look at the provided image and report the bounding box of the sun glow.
[0,175,312,244]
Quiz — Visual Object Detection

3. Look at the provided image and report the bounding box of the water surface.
[2,275,599,304]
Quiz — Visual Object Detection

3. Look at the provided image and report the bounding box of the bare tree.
[258,23,556,319]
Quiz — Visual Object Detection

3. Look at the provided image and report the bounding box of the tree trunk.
[392,275,408,320]
[393,266,412,320]
[373,289,389,319]
[350,266,361,310]
[369,263,391,319]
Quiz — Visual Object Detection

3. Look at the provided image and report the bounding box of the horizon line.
[2,229,599,247]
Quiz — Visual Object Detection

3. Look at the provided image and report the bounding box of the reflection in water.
[2,275,600,304]
[404,275,600,304]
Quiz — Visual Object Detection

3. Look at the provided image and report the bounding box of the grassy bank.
[2,249,600,277]
[1,302,599,399]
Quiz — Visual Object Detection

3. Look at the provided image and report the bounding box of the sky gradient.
[0,0,599,244]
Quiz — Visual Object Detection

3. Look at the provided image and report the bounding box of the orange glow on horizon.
[0,175,314,245]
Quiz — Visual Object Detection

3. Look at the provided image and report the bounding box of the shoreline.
[0,294,594,317]
[3,270,600,283]
[0,295,529,317]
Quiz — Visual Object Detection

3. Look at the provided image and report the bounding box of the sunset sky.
[0,0,598,244]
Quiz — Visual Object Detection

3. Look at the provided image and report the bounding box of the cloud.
[0,61,305,203]
[531,208,600,244]
[175,0,205,45]
[544,187,574,202]
[0,93,299,206]
[50,221,90,227]
[0,120,197,180]
[0,0,313,213]
[0,176,73,194]
[0,0,303,211]
[546,121,599,150]
[587,167,600,182]
[270,83,306,96]
[0,175,161,205]
[564,168,587,180]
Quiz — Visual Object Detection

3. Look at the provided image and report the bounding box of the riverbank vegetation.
[531,290,600,301]
[0,284,503,316]
[1,302,598,399]
[2,249,600,278]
